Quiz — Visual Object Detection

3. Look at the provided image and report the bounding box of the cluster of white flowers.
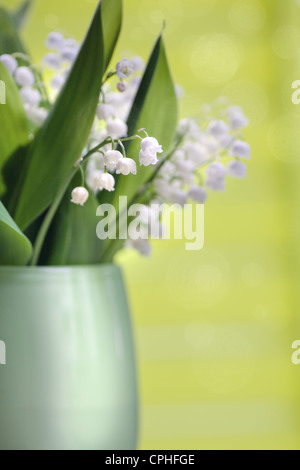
[0,54,48,126]
[125,203,163,257]
[126,102,251,256]
[83,132,163,195]
[1,31,251,258]
[152,101,250,207]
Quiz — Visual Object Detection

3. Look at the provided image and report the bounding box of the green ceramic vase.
[0,264,138,450]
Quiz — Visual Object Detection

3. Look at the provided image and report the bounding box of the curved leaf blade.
[0,201,32,265]
[40,172,103,266]
[13,1,105,230]
[10,0,32,30]
[102,0,122,69]
[0,6,27,54]
[31,0,123,264]
[0,62,29,195]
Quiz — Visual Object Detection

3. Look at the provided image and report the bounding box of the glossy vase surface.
[0,264,138,450]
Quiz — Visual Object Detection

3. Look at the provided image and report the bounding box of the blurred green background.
[4,0,300,450]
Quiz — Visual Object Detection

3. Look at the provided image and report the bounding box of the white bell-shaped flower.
[230,140,251,159]
[183,141,209,165]
[116,58,134,79]
[199,135,220,154]
[20,87,41,106]
[189,186,207,203]
[141,137,163,154]
[71,187,89,206]
[207,120,229,137]
[0,54,18,74]
[61,46,79,63]
[15,67,35,87]
[158,161,176,180]
[139,137,163,166]
[175,159,195,175]
[86,170,104,193]
[227,160,247,179]
[104,150,123,167]
[98,173,115,192]
[154,179,173,200]
[96,103,115,121]
[42,52,61,70]
[178,118,199,137]
[45,32,64,51]
[130,56,145,72]
[167,181,187,206]
[227,106,249,130]
[106,118,128,139]
[139,149,158,166]
[25,106,48,126]
[51,75,66,91]
[206,162,226,191]
[116,157,137,176]
[169,187,187,206]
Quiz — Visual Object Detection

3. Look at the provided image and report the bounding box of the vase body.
[0,264,138,450]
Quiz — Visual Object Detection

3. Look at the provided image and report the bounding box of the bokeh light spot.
[190,34,240,86]
[229,0,265,35]
[44,14,59,29]
[272,25,300,59]
[268,113,300,162]
[242,263,265,287]
[138,0,183,35]
[222,79,268,126]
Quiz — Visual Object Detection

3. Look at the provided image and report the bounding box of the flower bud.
[189,186,207,203]
[71,187,89,206]
[20,87,41,106]
[43,52,61,70]
[117,81,127,93]
[106,118,128,139]
[230,140,251,159]
[45,32,64,50]
[227,160,247,179]
[116,58,134,79]
[15,67,35,87]
[0,54,18,74]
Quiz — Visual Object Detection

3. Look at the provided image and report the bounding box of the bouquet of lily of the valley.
[0,0,250,266]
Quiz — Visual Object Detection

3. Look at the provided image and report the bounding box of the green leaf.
[12,1,105,231]
[0,6,27,54]
[10,0,32,30]
[0,201,32,265]
[111,35,178,206]
[102,0,122,69]
[30,0,123,265]
[40,172,104,266]
[0,62,29,195]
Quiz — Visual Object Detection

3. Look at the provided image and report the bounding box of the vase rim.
[0,263,119,273]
